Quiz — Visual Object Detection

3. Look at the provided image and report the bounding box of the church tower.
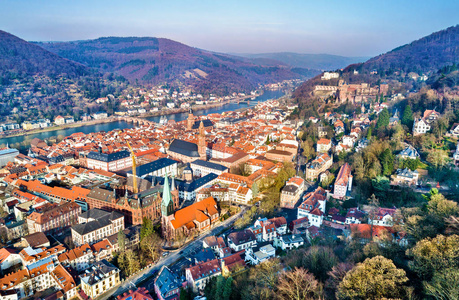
[161,175,174,217]
[198,121,207,160]
[170,175,179,209]
[187,109,194,131]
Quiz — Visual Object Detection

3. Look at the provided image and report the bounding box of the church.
[167,120,207,163]
[161,181,219,241]
[84,176,179,226]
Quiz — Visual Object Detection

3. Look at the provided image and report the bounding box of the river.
[0,89,285,149]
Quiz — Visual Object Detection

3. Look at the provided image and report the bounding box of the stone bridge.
[117,116,156,127]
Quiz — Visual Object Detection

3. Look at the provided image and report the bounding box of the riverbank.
[0,94,260,140]
[0,118,121,140]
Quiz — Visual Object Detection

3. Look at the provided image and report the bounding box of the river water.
[0,89,284,149]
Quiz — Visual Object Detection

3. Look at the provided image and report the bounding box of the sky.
[1,0,458,57]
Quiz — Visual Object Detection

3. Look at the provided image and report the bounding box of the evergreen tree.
[401,105,414,127]
[366,126,373,140]
[222,277,233,300]
[376,108,390,129]
[140,217,155,240]
[380,148,394,176]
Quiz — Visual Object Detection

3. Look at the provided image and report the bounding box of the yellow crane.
[119,131,138,194]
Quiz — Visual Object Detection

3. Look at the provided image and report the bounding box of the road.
[97,206,247,300]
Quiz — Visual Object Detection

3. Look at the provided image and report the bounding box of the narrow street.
[97,206,247,300]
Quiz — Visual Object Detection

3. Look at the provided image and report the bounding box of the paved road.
[98,206,247,300]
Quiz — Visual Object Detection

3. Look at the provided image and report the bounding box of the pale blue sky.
[1,0,458,56]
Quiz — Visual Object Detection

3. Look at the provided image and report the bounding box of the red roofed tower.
[187,109,194,131]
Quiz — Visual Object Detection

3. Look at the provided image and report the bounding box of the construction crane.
[119,131,138,194]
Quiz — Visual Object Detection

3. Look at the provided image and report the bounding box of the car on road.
[162,251,169,257]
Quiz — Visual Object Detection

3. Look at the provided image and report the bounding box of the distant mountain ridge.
[35,37,320,94]
[238,52,370,71]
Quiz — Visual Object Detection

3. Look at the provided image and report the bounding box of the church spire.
[161,175,173,216]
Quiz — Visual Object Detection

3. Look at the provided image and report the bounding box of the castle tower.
[187,109,194,131]
[198,121,207,160]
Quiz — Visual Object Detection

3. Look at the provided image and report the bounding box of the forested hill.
[36,37,319,94]
[0,30,88,84]
[352,25,459,76]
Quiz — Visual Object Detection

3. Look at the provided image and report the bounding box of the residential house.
[80,260,120,299]
[297,187,327,227]
[0,248,21,271]
[368,207,397,227]
[305,153,333,181]
[412,117,430,135]
[245,244,275,265]
[289,217,309,234]
[227,230,257,252]
[21,232,50,248]
[185,258,221,292]
[221,252,246,276]
[58,243,94,272]
[398,145,420,160]
[333,163,353,199]
[154,266,182,300]
[202,236,226,256]
[54,116,65,125]
[50,264,78,299]
[391,168,419,186]
[269,217,288,236]
[413,109,440,136]
[117,287,154,300]
[274,234,304,251]
[91,239,114,261]
[252,218,276,242]
[345,208,365,224]
[316,138,332,153]
[280,177,305,208]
